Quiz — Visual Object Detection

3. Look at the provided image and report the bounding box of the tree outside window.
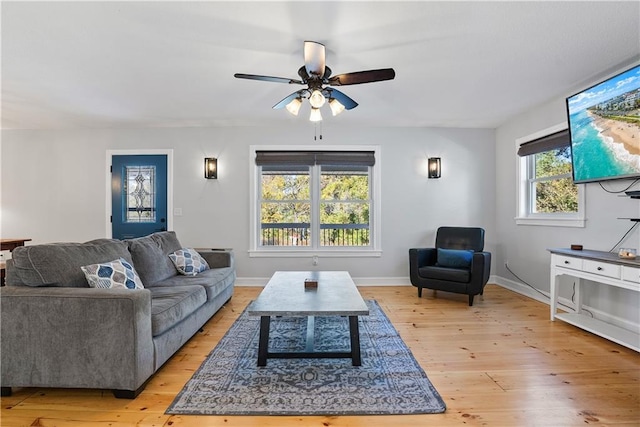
[531,147,578,214]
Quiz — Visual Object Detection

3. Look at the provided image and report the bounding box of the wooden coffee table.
[247,271,369,366]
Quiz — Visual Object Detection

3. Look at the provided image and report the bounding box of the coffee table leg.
[349,315,361,366]
[257,316,271,366]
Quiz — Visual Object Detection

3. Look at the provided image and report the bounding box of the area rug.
[166,300,446,415]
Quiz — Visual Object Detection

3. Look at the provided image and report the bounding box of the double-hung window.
[250,146,381,257]
[516,124,585,227]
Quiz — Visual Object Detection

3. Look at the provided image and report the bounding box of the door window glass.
[125,166,156,223]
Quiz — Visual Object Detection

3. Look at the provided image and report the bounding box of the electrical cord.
[598,179,640,193]
[609,222,639,253]
[504,262,594,317]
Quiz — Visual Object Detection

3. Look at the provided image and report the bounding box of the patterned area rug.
[166,300,446,415]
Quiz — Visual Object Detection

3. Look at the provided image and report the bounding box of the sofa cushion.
[81,258,144,290]
[126,231,183,286]
[418,265,470,283]
[436,248,474,268]
[169,248,210,276]
[7,239,132,287]
[148,285,207,336]
[150,266,236,302]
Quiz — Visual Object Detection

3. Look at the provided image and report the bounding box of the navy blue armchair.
[409,227,491,306]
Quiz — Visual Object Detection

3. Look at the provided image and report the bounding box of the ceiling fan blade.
[326,88,358,110]
[328,68,396,86]
[304,41,326,77]
[272,90,307,109]
[297,66,310,82]
[234,73,303,85]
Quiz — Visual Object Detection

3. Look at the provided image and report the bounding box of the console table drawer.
[553,254,583,270]
[622,266,640,284]
[583,260,620,279]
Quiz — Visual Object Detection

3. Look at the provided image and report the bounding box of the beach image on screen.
[566,65,640,182]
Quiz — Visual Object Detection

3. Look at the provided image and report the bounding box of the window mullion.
[311,164,321,249]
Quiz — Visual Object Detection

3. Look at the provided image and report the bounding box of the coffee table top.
[247,271,369,317]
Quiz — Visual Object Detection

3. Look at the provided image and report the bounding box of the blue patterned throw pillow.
[169,248,210,276]
[81,258,144,289]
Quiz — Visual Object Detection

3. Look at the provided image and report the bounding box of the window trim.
[515,123,586,227]
[249,144,382,257]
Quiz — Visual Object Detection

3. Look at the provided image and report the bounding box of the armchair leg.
[417,287,422,298]
[469,295,474,306]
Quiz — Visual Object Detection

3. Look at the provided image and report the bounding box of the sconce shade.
[205,157,218,179]
[428,157,441,179]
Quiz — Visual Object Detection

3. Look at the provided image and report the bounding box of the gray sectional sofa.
[0,231,235,398]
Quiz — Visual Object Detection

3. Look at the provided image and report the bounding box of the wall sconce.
[204,157,218,179]
[428,157,441,179]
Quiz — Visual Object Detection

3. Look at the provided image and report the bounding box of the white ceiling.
[2,1,639,130]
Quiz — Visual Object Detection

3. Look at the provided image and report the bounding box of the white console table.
[549,248,640,352]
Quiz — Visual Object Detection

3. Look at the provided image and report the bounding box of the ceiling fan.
[234,41,395,122]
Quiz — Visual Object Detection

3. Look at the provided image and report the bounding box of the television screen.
[566,65,640,183]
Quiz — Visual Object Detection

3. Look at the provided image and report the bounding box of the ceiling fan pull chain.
[313,122,323,141]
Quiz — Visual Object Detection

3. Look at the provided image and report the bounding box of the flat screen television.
[566,65,640,183]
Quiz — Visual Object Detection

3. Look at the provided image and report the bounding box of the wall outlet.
[312,255,319,266]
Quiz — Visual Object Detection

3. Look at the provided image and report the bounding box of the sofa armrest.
[0,286,154,393]
[196,249,234,269]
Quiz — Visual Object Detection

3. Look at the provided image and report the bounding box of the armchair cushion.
[436,248,473,268]
[419,265,470,283]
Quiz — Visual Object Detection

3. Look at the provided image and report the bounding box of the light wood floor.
[1,284,639,426]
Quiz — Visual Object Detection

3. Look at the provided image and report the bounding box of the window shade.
[256,151,375,167]
[517,129,570,157]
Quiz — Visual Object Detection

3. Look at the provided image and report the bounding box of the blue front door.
[111,155,168,240]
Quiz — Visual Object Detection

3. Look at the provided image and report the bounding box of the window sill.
[249,249,382,258]
[515,216,586,228]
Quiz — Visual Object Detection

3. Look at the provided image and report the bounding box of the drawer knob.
[597,267,603,271]
[564,260,570,264]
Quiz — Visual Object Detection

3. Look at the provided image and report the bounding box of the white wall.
[494,61,640,329]
[0,124,496,284]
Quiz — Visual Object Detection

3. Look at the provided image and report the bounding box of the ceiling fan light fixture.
[309,90,326,108]
[329,98,345,116]
[309,107,322,122]
[285,97,303,116]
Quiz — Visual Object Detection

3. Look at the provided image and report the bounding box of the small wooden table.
[247,271,369,367]
[1,238,31,286]
[1,238,31,251]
